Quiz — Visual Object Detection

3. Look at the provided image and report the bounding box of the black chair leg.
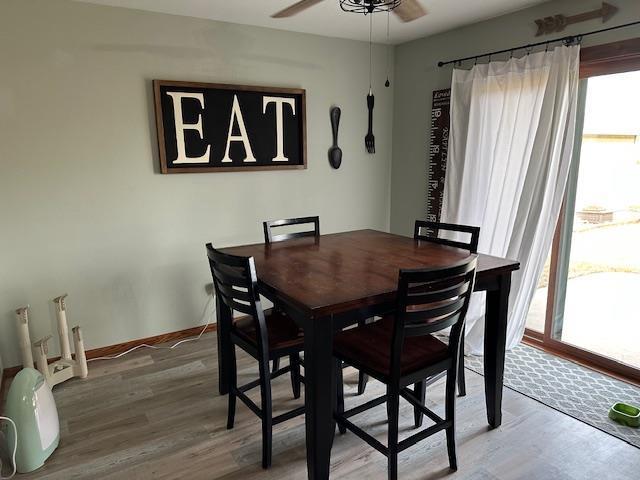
[413,381,426,428]
[272,357,280,374]
[445,367,458,471]
[387,386,400,480]
[356,318,370,395]
[357,371,369,396]
[226,344,237,430]
[336,359,346,434]
[259,355,273,469]
[458,326,466,397]
[290,353,301,399]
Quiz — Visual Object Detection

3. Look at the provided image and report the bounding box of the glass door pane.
[525,251,551,334]
[551,71,640,369]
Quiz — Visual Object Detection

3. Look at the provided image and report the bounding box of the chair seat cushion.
[334,316,449,378]
[233,308,304,353]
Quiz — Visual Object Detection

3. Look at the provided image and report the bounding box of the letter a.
[222,95,256,163]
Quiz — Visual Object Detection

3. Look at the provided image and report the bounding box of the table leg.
[216,297,232,396]
[483,272,512,428]
[303,315,336,480]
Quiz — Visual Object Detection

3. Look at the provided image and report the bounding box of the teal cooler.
[4,368,59,473]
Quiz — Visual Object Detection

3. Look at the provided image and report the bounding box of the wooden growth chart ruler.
[427,88,451,223]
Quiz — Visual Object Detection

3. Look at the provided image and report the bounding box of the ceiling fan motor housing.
[340,0,402,14]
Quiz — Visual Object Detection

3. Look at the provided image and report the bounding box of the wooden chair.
[263,216,319,374]
[414,220,480,399]
[206,244,305,469]
[333,257,477,480]
[263,216,320,244]
[263,216,370,394]
[414,220,480,253]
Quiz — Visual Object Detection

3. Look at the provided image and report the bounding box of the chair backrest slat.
[212,267,250,289]
[226,298,255,316]
[414,220,480,253]
[406,281,470,305]
[206,243,270,354]
[403,297,466,325]
[215,281,252,303]
[389,256,477,380]
[263,216,320,244]
[403,313,461,337]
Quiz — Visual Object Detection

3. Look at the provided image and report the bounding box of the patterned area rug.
[465,343,640,448]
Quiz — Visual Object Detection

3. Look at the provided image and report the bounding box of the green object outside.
[4,368,60,473]
[608,402,640,428]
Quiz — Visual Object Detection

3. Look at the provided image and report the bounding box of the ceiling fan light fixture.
[339,0,402,15]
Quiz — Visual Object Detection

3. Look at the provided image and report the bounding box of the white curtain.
[442,45,581,355]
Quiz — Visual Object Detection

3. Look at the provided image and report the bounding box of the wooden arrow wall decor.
[534,2,619,36]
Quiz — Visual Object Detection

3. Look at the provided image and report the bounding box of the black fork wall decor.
[365,12,376,154]
[365,89,375,154]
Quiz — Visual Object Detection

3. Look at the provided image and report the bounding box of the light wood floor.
[3,333,639,480]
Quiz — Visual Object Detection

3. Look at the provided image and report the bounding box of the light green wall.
[3,0,639,368]
[391,0,640,236]
[0,0,394,366]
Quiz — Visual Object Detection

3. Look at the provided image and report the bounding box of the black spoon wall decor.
[328,106,342,169]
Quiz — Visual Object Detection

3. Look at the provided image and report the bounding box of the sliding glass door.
[554,70,640,367]
[525,39,640,383]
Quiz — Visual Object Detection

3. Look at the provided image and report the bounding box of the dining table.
[219,229,520,480]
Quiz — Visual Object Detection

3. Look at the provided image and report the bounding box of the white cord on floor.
[88,295,215,362]
[0,416,17,480]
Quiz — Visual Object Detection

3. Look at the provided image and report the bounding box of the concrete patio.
[527,272,640,369]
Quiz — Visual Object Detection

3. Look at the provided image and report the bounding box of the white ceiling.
[73,0,549,45]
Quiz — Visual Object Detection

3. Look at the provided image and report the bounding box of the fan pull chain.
[385,9,391,87]
[369,11,373,92]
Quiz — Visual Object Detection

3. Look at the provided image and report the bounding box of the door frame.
[523,37,640,386]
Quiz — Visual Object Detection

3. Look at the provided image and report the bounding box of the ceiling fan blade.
[393,0,427,22]
[272,0,325,18]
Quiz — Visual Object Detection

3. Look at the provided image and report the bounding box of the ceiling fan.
[272,0,427,22]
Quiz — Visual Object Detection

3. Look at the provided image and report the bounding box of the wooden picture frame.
[153,80,307,174]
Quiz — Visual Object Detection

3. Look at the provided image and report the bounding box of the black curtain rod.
[437,19,640,67]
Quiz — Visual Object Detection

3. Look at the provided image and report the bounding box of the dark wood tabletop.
[223,229,519,317]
